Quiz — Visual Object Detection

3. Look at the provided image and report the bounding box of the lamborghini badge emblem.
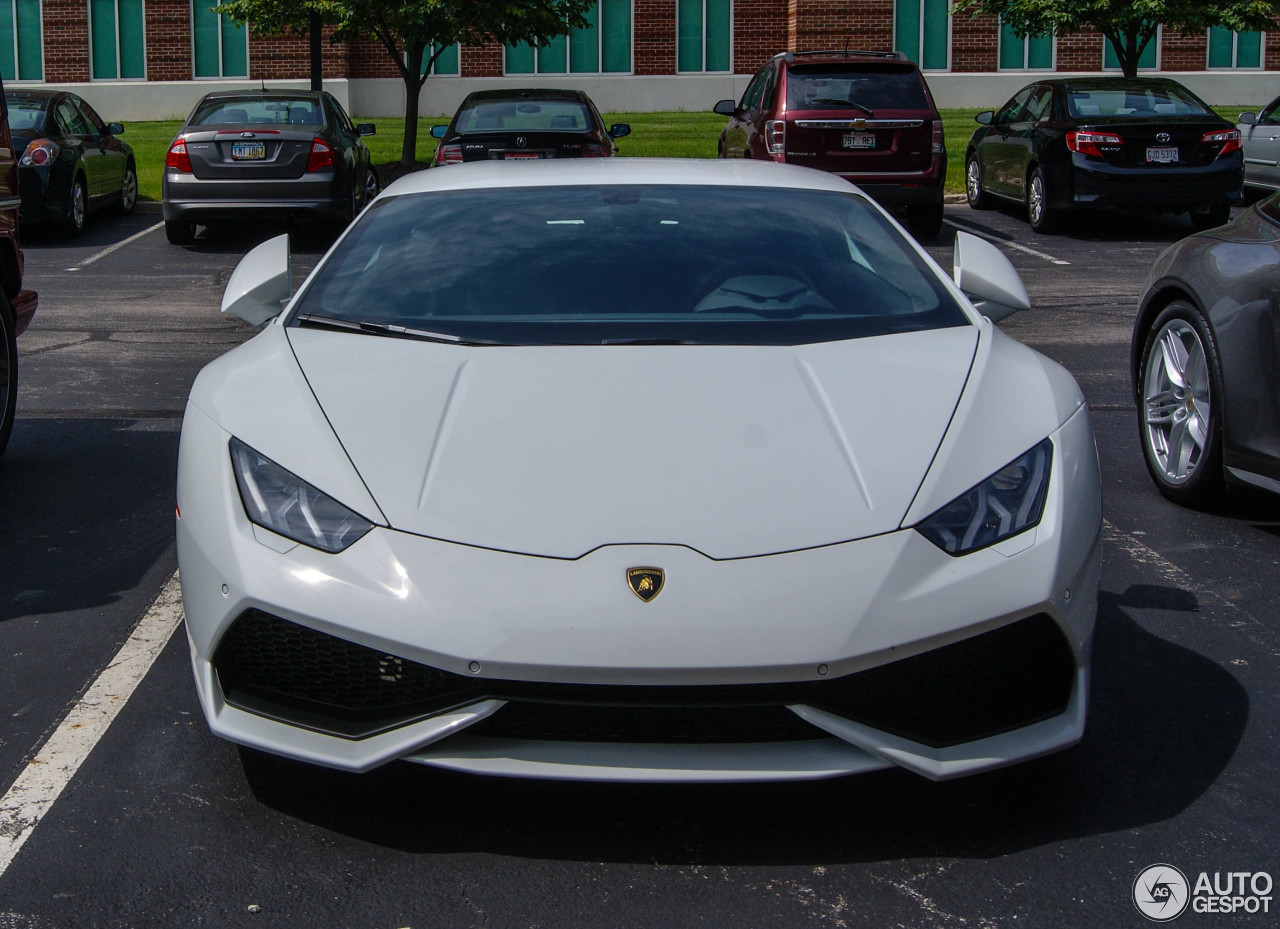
[627,567,665,602]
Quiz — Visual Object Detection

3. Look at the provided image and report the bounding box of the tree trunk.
[400,42,431,165]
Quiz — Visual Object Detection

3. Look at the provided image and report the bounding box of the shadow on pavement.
[239,584,1247,866]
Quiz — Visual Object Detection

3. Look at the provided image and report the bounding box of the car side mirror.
[356,122,376,136]
[222,233,291,326]
[107,122,125,135]
[609,123,631,139]
[975,111,994,125]
[713,99,738,117]
[953,231,1030,323]
[1238,112,1257,126]
[430,125,448,139]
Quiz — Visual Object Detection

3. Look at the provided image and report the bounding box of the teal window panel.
[1237,31,1262,68]
[922,0,948,69]
[220,11,247,76]
[677,0,702,71]
[119,0,145,78]
[425,42,458,75]
[15,0,40,80]
[192,2,219,77]
[1207,26,1233,68]
[90,0,118,78]
[506,41,535,74]
[570,3,597,73]
[601,0,630,72]
[1028,33,1052,68]
[539,32,567,72]
[0,1,15,81]
[999,22,1024,69]
[894,0,921,64]
[705,0,730,72]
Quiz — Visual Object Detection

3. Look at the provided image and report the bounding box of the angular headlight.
[916,439,1052,556]
[229,438,373,553]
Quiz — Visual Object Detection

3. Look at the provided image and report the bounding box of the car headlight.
[229,438,373,553]
[916,439,1052,555]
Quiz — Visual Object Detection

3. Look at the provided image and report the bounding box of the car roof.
[1036,77,1193,92]
[4,89,59,101]
[197,90,325,102]
[381,158,862,199]
[776,49,915,67]
[460,88,590,104]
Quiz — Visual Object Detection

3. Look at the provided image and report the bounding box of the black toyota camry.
[429,88,630,165]
[965,77,1243,234]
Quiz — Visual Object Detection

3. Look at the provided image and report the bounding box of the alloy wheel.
[1143,318,1211,485]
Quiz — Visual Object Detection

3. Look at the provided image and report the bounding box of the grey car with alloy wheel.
[163,90,378,244]
[1132,193,1280,504]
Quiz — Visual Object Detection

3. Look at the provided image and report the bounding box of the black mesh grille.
[213,610,1076,745]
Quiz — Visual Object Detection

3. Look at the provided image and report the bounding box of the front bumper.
[163,169,346,224]
[177,402,1101,781]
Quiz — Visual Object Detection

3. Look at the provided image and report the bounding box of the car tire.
[1026,166,1059,234]
[117,160,138,215]
[362,166,380,210]
[65,174,87,237]
[1137,300,1225,506]
[965,153,990,209]
[907,201,945,240]
[0,295,15,458]
[165,219,196,245]
[1190,202,1231,231]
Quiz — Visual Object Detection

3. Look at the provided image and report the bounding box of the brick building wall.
[26,0,1280,87]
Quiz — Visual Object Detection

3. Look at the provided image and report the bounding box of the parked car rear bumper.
[163,170,347,224]
[17,165,73,224]
[1064,154,1243,211]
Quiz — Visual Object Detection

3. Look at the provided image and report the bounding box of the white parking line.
[64,219,163,272]
[944,217,1071,266]
[0,571,184,879]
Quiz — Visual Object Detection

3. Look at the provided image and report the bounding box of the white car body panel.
[286,326,978,558]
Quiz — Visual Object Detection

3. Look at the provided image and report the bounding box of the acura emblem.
[1156,132,1171,143]
[516,136,528,148]
[626,567,665,602]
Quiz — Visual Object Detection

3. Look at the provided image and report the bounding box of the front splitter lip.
[192,643,1087,781]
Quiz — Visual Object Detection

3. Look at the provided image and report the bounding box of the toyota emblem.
[1156,132,1171,144]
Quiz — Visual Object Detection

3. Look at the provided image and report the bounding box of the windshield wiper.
[811,98,875,116]
[599,337,697,345]
[295,313,503,346]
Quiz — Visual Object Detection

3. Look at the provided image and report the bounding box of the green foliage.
[952,0,1280,76]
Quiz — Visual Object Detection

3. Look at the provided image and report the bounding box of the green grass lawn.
[129,105,1261,201]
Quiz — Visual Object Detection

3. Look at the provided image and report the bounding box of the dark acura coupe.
[966,78,1243,234]
[163,90,378,244]
[429,88,630,165]
[1132,193,1280,505]
[4,89,136,236]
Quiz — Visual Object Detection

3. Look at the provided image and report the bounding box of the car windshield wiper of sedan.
[294,313,504,346]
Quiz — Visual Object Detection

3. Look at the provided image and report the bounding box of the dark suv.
[0,77,39,457]
[715,50,946,238]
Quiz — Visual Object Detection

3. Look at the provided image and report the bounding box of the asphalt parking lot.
[0,199,1277,928]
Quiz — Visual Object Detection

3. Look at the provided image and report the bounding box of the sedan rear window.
[786,67,928,111]
[289,185,968,346]
[5,100,47,131]
[1066,85,1211,119]
[455,101,591,132]
[190,98,324,127]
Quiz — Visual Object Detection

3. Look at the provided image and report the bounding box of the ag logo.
[626,567,665,602]
[1134,864,1190,921]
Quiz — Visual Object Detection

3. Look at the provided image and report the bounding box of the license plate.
[1146,146,1178,164]
[842,132,877,150]
[503,152,542,160]
[231,141,266,160]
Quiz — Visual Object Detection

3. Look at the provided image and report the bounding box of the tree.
[216,0,597,164]
[952,0,1280,78]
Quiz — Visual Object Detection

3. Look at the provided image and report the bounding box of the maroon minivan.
[715,50,947,239]
[0,75,39,457]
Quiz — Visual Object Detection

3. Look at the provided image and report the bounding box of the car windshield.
[5,98,47,131]
[288,184,969,346]
[189,97,323,126]
[1066,85,1211,119]
[786,66,928,110]
[455,100,592,132]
